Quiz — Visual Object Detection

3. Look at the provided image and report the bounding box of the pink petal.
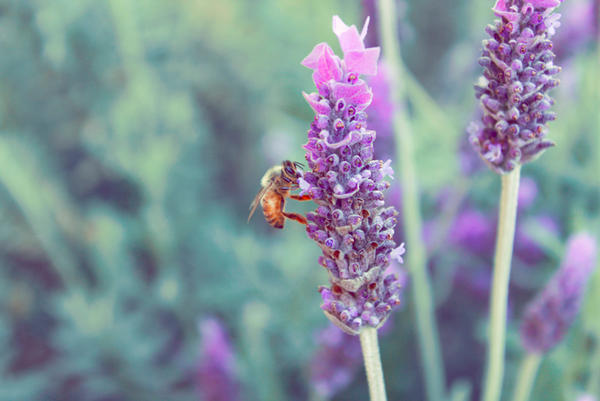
[360,16,370,40]
[390,243,406,264]
[298,178,311,192]
[305,44,342,89]
[301,43,332,69]
[332,16,365,53]
[494,9,520,21]
[331,81,365,100]
[530,0,560,8]
[382,159,394,178]
[331,81,373,108]
[312,68,339,92]
[312,70,326,91]
[492,0,520,21]
[493,9,520,21]
[338,26,365,53]
[493,0,509,11]
[332,15,350,37]
[303,92,332,115]
[353,89,373,110]
[317,47,342,81]
[354,94,373,111]
[344,47,380,75]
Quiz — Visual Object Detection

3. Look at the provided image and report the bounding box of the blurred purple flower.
[310,324,363,398]
[197,318,240,401]
[454,264,493,302]
[517,176,538,210]
[367,62,394,141]
[367,63,398,162]
[576,395,598,401]
[520,233,598,353]
[514,214,559,265]
[553,0,599,59]
[470,0,564,173]
[448,209,496,256]
[300,16,404,334]
[361,0,412,48]
[385,184,403,213]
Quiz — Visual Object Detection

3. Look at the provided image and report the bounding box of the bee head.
[282,160,301,179]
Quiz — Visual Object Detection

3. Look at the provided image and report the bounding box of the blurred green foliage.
[0,0,598,400]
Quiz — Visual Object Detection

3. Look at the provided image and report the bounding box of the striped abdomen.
[261,191,285,229]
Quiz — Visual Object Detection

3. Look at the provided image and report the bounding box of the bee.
[248,160,312,229]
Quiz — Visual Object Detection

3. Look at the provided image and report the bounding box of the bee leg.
[282,212,307,225]
[289,194,312,201]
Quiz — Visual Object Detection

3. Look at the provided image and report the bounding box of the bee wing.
[247,184,273,223]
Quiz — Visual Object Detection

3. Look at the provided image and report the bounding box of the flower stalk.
[473,0,567,398]
[359,327,388,401]
[376,1,446,400]
[482,165,521,401]
[511,353,541,401]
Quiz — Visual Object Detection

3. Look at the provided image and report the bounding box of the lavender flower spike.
[470,0,564,174]
[520,233,598,353]
[300,15,404,335]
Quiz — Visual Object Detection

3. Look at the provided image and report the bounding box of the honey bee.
[248,160,312,229]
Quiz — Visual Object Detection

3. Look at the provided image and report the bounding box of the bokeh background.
[0,0,598,400]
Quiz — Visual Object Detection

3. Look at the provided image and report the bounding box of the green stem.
[242,302,285,401]
[481,166,522,401]
[429,177,469,256]
[359,327,387,401]
[511,353,542,401]
[376,1,446,401]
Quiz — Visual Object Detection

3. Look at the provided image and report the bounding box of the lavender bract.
[300,16,404,335]
[469,0,564,174]
[520,233,598,353]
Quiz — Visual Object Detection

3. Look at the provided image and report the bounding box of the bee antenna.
[294,161,305,169]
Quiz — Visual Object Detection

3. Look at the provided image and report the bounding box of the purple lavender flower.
[514,214,559,265]
[470,0,564,173]
[553,0,599,59]
[197,318,240,401]
[520,233,598,353]
[367,63,394,141]
[448,209,496,256]
[310,324,363,398]
[367,62,397,163]
[517,176,538,210]
[300,16,405,335]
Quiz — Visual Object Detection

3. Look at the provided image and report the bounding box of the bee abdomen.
[262,192,285,229]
